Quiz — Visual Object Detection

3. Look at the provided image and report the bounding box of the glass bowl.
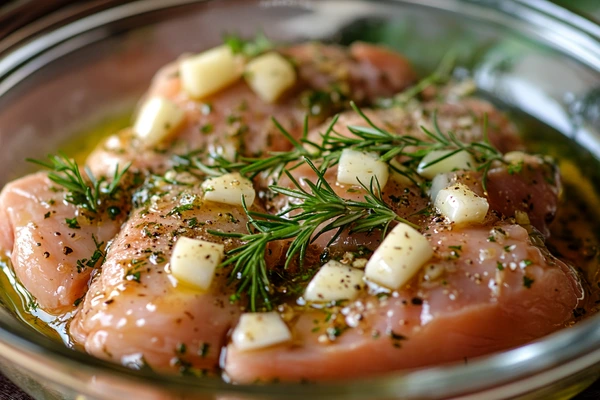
[0,0,599,399]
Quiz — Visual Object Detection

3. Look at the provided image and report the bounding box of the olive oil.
[0,257,75,346]
[0,112,131,346]
[0,98,599,352]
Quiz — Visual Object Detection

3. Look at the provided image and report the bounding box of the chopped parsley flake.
[187,217,202,228]
[65,217,80,229]
[507,161,524,175]
[520,259,533,268]
[199,343,210,358]
[167,204,195,217]
[126,271,142,283]
[200,123,213,134]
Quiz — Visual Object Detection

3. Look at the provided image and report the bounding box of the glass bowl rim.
[0,0,599,397]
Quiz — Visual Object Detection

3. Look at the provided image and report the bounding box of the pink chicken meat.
[0,40,588,383]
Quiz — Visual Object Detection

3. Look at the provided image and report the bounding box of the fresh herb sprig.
[177,97,502,192]
[318,103,503,192]
[236,116,329,179]
[28,153,130,213]
[223,31,273,58]
[210,158,416,311]
[377,49,458,108]
[76,234,105,273]
[173,115,335,181]
[418,112,503,192]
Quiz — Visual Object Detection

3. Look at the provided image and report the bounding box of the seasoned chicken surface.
[0,39,592,382]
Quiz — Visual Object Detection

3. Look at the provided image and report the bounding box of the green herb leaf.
[523,275,534,288]
[28,153,130,214]
[223,31,273,58]
[210,158,416,311]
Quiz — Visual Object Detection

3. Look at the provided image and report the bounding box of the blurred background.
[0,0,599,40]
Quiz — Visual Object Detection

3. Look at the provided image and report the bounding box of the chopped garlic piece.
[365,223,433,289]
[423,264,445,281]
[245,52,296,103]
[504,151,528,164]
[170,237,224,291]
[201,172,256,207]
[337,149,389,187]
[304,260,365,302]
[390,159,420,187]
[435,183,489,225]
[515,210,531,225]
[133,97,185,145]
[231,312,292,352]
[180,45,243,99]
[417,150,475,179]
[429,173,452,202]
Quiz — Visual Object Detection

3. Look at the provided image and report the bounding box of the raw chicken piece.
[0,172,123,312]
[0,41,416,317]
[487,156,560,238]
[265,96,531,257]
[224,222,583,382]
[70,174,252,372]
[1,37,586,384]
[222,102,578,381]
[86,42,417,178]
[283,42,416,103]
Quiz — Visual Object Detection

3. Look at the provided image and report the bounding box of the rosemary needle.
[209,157,416,311]
[28,153,130,213]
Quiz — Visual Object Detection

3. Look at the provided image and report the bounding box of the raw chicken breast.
[224,223,583,382]
[0,172,124,312]
[0,38,589,385]
[222,106,580,382]
[86,42,417,178]
[70,174,253,373]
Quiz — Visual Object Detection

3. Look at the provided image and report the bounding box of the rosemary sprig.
[173,115,335,181]
[377,48,458,108]
[210,208,298,312]
[173,150,246,178]
[317,102,503,191]
[210,158,416,311]
[175,98,502,193]
[320,102,436,161]
[223,31,273,58]
[27,153,130,213]
[418,112,503,192]
[237,116,329,179]
[76,234,105,273]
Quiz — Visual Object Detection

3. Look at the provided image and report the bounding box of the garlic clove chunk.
[365,223,433,290]
[170,237,225,291]
[435,183,489,225]
[133,97,185,145]
[429,173,453,202]
[304,260,365,302]
[231,312,292,352]
[244,52,296,103]
[337,149,389,187]
[180,45,243,99]
[201,172,256,207]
